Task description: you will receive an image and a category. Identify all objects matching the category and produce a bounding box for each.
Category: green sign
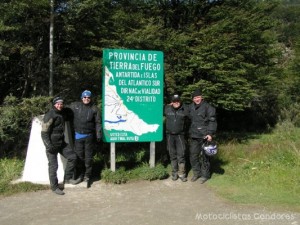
[102,49,164,142]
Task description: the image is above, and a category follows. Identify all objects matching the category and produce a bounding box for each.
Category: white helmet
[203,141,218,156]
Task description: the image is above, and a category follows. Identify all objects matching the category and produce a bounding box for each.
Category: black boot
[171,173,178,181]
[179,175,187,182]
[84,177,91,188]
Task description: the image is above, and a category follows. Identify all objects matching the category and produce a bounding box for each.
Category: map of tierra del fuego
[104,66,159,138]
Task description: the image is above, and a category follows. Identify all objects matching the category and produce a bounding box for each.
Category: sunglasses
[83,97,91,99]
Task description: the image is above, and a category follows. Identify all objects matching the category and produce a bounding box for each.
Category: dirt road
[0,179,298,225]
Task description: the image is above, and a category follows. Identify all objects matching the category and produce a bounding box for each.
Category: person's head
[52,96,64,111]
[192,89,203,105]
[81,90,92,105]
[171,94,181,109]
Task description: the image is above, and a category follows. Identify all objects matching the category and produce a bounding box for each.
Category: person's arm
[163,104,168,116]
[41,113,55,152]
[93,106,102,141]
[206,104,217,141]
[183,104,191,133]
[187,104,193,120]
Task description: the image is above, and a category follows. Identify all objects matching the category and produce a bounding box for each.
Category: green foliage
[115,148,147,163]
[101,163,169,184]
[0,0,50,99]
[0,122,299,212]
[272,2,300,125]
[0,96,21,142]
[101,167,129,184]
[130,163,169,181]
[279,103,300,126]
[0,95,51,157]
[1,0,300,153]
[57,60,102,103]
[0,0,283,111]
[181,0,280,111]
[209,123,300,210]
[0,158,23,181]
[100,147,168,184]
[0,158,48,196]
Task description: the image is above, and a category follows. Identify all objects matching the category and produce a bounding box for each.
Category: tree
[49,0,54,96]
[272,1,300,125]
[0,0,50,103]
[180,1,281,110]
[0,0,290,127]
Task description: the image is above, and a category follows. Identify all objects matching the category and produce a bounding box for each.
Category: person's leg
[167,134,178,180]
[61,143,77,181]
[84,136,95,180]
[176,134,187,182]
[189,138,202,181]
[46,151,62,194]
[199,151,211,184]
[74,139,85,180]
[46,151,58,190]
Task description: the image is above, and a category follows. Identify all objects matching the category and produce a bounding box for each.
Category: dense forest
[1,0,300,156]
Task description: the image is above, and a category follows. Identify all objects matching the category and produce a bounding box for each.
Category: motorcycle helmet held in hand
[203,141,218,156]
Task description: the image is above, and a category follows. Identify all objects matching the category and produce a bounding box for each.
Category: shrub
[279,103,300,127]
[0,95,51,157]
[101,167,129,184]
[131,163,169,181]
[101,163,169,184]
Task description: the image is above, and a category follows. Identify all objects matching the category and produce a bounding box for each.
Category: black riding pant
[46,143,77,191]
[167,134,186,176]
[189,138,211,178]
[74,135,95,179]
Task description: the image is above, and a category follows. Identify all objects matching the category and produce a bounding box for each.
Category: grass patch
[208,121,300,212]
[1,120,299,213]
[0,147,169,196]
[97,146,169,184]
[101,163,169,184]
[0,158,48,196]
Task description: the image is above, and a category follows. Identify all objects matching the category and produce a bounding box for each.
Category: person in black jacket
[41,97,78,195]
[69,90,101,187]
[188,89,217,184]
[164,94,188,182]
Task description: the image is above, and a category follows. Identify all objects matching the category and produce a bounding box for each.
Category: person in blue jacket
[69,90,102,187]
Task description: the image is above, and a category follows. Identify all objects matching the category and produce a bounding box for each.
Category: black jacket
[188,101,217,138]
[69,101,101,139]
[41,107,70,149]
[164,104,188,135]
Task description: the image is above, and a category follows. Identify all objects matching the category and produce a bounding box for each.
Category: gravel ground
[0,179,299,225]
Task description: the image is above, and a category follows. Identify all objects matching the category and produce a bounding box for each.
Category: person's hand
[205,135,212,142]
[96,130,102,142]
